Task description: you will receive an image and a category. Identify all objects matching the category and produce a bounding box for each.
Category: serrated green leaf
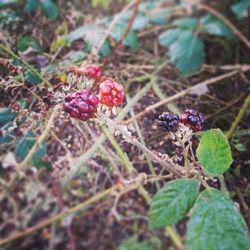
[149,179,200,229]
[231,0,250,19]
[118,236,152,250]
[15,129,35,161]
[201,14,235,39]
[168,31,204,75]
[158,28,182,47]
[41,0,59,20]
[24,0,40,13]
[0,108,15,127]
[197,129,233,176]
[24,69,42,85]
[186,189,250,250]
[17,36,42,52]
[173,17,197,29]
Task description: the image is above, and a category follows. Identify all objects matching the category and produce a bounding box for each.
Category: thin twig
[94,0,139,56]
[226,94,250,139]
[112,0,141,53]
[18,107,59,168]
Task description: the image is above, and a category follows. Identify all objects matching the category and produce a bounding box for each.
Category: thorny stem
[101,123,183,249]
[0,44,52,88]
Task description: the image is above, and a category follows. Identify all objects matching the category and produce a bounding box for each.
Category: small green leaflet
[15,129,36,161]
[172,17,198,29]
[197,129,233,176]
[24,69,42,85]
[186,189,250,250]
[15,130,49,168]
[200,14,235,40]
[41,0,59,20]
[231,0,250,19]
[149,179,200,229]
[0,108,15,127]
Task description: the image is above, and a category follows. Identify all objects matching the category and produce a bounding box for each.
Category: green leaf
[118,236,153,250]
[17,36,42,52]
[15,129,35,161]
[67,51,87,63]
[24,0,40,13]
[98,39,111,58]
[111,24,139,51]
[158,28,182,47]
[0,133,14,144]
[173,17,197,29]
[0,108,15,127]
[32,142,50,168]
[41,0,59,20]
[168,31,205,75]
[231,0,250,19]
[119,12,149,31]
[186,189,250,250]
[149,8,172,25]
[24,69,42,85]
[197,129,233,176]
[201,14,235,39]
[149,179,200,229]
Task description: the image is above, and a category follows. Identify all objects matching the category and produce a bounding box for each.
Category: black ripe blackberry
[158,112,180,131]
[180,109,205,132]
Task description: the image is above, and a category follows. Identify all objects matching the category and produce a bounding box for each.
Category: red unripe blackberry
[63,90,99,121]
[99,79,125,107]
[180,109,205,132]
[158,112,180,131]
[82,64,102,81]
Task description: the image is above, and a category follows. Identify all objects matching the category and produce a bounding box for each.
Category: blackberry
[63,90,99,121]
[180,109,205,132]
[158,112,180,131]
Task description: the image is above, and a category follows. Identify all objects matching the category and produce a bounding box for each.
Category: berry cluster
[180,109,205,132]
[158,109,205,132]
[99,79,125,107]
[69,64,102,81]
[64,64,125,121]
[63,90,98,121]
[158,112,179,132]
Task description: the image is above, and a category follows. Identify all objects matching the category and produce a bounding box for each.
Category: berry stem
[101,125,133,173]
[165,226,185,250]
